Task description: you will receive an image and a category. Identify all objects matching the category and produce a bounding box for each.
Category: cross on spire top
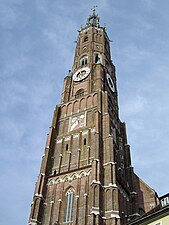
[91,5,98,15]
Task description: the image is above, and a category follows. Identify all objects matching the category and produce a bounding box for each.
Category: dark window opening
[95,54,99,63]
[84,138,86,145]
[66,144,68,151]
[110,126,113,135]
[94,53,101,64]
[84,36,88,42]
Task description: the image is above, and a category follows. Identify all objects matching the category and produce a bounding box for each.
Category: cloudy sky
[0,0,169,224]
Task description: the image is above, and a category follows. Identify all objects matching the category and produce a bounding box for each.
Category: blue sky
[0,0,169,224]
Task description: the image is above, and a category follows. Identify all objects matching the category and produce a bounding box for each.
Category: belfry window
[64,189,75,222]
[79,55,88,66]
[94,53,102,64]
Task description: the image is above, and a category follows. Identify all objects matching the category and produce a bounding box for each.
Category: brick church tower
[29,9,159,225]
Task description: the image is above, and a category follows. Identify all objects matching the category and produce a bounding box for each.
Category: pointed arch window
[79,55,88,66]
[64,189,75,222]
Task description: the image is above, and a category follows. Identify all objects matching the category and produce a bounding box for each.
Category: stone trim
[47,169,92,186]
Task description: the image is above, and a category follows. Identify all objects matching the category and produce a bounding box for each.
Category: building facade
[29,10,159,225]
[128,193,169,225]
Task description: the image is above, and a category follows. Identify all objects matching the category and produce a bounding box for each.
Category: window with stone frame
[79,55,88,66]
[64,188,75,222]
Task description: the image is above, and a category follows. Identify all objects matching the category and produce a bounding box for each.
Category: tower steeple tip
[86,6,100,27]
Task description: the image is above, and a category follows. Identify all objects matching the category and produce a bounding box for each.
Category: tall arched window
[64,189,74,222]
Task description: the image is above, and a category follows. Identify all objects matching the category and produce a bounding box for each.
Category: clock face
[70,114,85,131]
[106,73,115,92]
[73,67,90,82]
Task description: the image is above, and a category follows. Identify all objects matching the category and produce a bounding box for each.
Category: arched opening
[75,89,85,99]
[64,189,75,222]
[79,55,88,66]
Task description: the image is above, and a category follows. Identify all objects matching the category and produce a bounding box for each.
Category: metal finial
[86,6,100,27]
[91,5,98,14]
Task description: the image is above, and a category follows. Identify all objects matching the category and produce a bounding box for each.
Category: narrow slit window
[95,54,99,63]
[66,144,68,151]
[84,138,86,145]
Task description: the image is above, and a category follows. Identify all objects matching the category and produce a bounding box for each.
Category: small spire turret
[86,6,100,27]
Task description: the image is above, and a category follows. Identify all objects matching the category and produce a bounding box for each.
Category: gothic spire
[86,6,100,27]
